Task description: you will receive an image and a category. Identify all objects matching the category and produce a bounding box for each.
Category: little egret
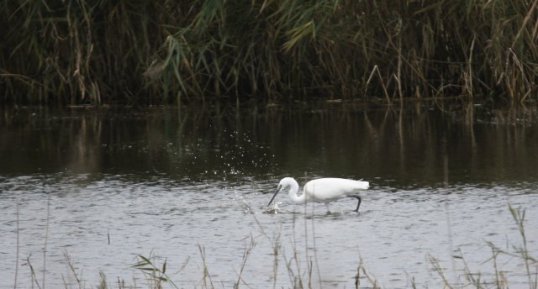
[267,177,370,213]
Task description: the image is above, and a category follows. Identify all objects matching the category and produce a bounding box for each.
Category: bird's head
[267,177,296,206]
[279,177,296,189]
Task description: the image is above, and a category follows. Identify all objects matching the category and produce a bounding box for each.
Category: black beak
[267,186,281,206]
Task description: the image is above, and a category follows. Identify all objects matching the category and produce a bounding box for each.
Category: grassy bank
[1,0,537,106]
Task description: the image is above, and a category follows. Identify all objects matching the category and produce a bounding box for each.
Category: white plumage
[267,177,370,212]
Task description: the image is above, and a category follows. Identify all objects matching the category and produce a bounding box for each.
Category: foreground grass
[1,0,537,105]
[14,206,537,289]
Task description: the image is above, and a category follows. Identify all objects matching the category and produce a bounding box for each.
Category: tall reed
[12,203,537,288]
[1,0,536,105]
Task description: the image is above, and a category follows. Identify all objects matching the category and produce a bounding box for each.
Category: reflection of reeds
[1,1,536,105]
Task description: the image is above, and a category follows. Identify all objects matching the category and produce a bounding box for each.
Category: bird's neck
[288,182,306,204]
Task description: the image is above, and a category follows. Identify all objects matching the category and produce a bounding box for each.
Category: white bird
[267,177,370,213]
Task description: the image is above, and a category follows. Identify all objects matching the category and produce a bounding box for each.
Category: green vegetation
[1,0,537,106]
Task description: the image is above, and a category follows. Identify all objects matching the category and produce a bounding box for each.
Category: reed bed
[1,0,537,105]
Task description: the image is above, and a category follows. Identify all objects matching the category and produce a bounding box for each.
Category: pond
[1,105,537,289]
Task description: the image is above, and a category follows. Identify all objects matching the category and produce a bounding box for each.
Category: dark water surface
[1,106,537,289]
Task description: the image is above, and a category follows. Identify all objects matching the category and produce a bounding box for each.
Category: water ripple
[0,174,537,289]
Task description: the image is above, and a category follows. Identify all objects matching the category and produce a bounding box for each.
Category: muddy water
[1,106,537,288]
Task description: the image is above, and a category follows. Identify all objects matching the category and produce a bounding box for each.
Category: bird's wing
[304,178,368,201]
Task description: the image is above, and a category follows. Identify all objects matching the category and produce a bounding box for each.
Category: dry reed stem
[1,0,536,105]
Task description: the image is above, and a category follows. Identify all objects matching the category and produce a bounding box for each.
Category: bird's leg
[325,203,331,214]
[352,196,362,212]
